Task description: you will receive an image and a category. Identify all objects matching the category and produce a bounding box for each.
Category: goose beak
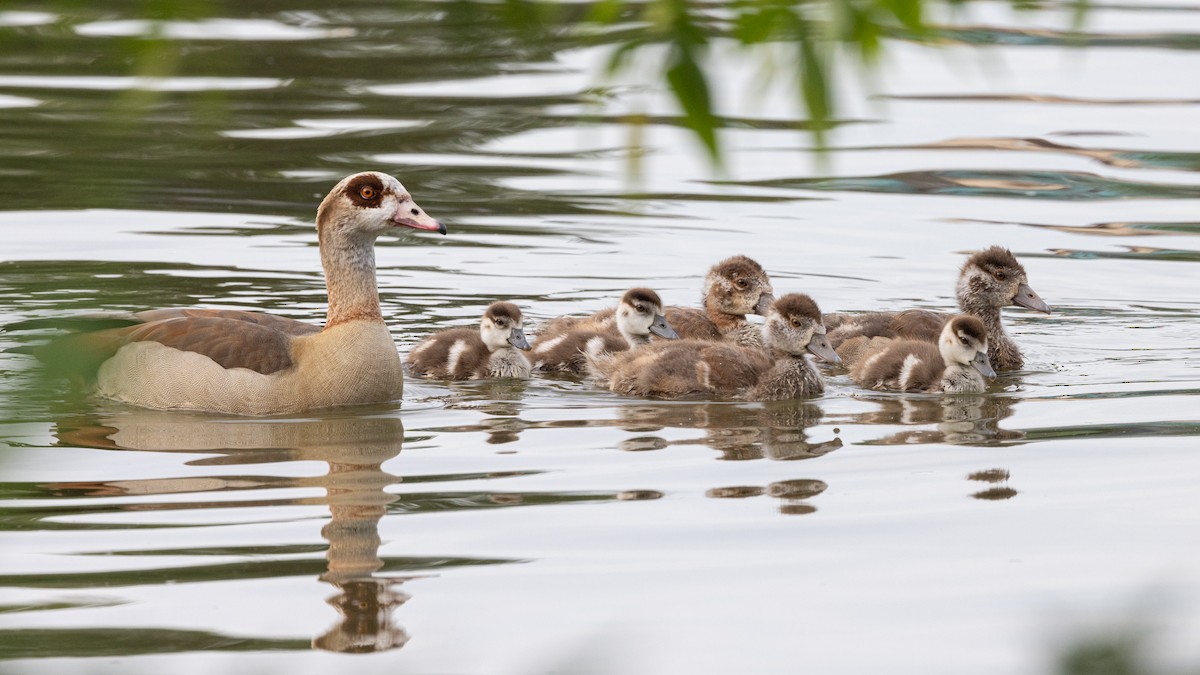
[806,328,841,365]
[393,205,447,235]
[972,350,997,379]
[507,327,531,350]
[753,293,775,316]
[649,314,679,339]
[1012,283,1050,314]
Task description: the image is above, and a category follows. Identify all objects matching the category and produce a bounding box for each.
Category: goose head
[316,171,446,241]
[939,315,996,378]
[615,288,679,340]
[702,255,775,316]
[480,302,530,352]
[763,293,840,364]
[956,246,1050,314]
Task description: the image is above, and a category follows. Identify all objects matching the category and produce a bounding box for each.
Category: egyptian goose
[587,293,839,401]
[540,255,774,347]
[405,302,532,380]
[850,315,996,393]
[20,172,444,415]
[825,246,1050,371]
[531,288,679,374]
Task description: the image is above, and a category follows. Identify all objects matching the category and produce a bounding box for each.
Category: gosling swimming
[850,315,996,393]
[587,293,839,401]
[531,288,679,374]
[406,302,532,380]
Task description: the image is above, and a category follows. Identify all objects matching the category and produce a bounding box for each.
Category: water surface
[1,1,1199,673]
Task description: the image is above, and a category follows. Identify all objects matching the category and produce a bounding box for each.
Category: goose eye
[635,305,645,313]
[735,279,748,289]
[994,270,1006,280]
[359,186,377,200]
[790,318,801,327]
[961,337,970,345]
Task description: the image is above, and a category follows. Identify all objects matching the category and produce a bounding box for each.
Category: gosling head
[763,293,840,364]
[939,315,996,378]
[480,302,530,352]
[316,171,446,240]
[615,288,678,340]
[702,255,775,316]
[957,246,1050,315]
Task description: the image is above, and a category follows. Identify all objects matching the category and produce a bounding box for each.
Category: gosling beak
[649,314,679,339]
[1012,283,1050,314]
[806,329,842,365]
[507,327,531,351]
[393,204,447,235]
[971,350,997,379]
[753,292,775,316]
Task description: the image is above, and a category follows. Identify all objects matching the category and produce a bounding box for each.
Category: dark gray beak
[649,314,679,339]
[971,350,997,378]
[507,327,531,350]
[1012,283,1050,314]
[806,329,841,365]
[753,293,775,316]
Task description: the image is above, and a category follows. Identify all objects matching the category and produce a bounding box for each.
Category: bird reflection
[841,394,1023,446]
[50,410,413,654]
[614,400,842,462]
[967,468,1018,501]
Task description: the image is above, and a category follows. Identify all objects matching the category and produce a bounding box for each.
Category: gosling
[531,288,679,374]
[406,302,532,380]
[850,315,996,393]
[825,246,1050,371]
[587,293,840,401]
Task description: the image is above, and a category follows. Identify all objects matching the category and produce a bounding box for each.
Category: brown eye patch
[345,174,386,207]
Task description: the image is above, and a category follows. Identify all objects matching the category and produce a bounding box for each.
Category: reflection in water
[968,468,1018,501]
[705,479,828,515]
[614,401,842,462]
[842,394,1022,447]
[55,413,414,653]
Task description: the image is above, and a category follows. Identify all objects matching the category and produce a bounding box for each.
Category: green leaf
[665,45,721,162]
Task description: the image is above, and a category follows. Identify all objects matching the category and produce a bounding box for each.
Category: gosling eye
[790,318,801,327]
[961,337,970,345]
[496,320,507,328]
[994,270,1006,280]
[634,304,645,313]
[735,278,749,289]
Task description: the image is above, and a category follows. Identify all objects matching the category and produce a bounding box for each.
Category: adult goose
[824,246,1050,371]
[24,171,445,415]
[587,293,839,401]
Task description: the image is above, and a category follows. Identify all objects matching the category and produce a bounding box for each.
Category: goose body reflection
[532,288,678,374]
[825,246,1050,370]
[406,301,532,380]
[850,315,996,393]
[588,294,839,401]
[16,172,445,415]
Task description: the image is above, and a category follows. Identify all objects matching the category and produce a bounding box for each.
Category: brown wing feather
[118,316,298,374]
[135,308,321,337]
[664,307,722,341]
[27,315,298,379]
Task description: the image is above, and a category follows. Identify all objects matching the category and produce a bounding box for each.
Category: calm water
[1,1,1199,673]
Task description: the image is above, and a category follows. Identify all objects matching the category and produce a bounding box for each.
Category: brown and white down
[406,302,532,380]
[22,172,445,415]
[587,293,840,401]
[539,255,774,347]
[531,288,679,374]
[850,315,996,394]
[825,246,1050,371]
